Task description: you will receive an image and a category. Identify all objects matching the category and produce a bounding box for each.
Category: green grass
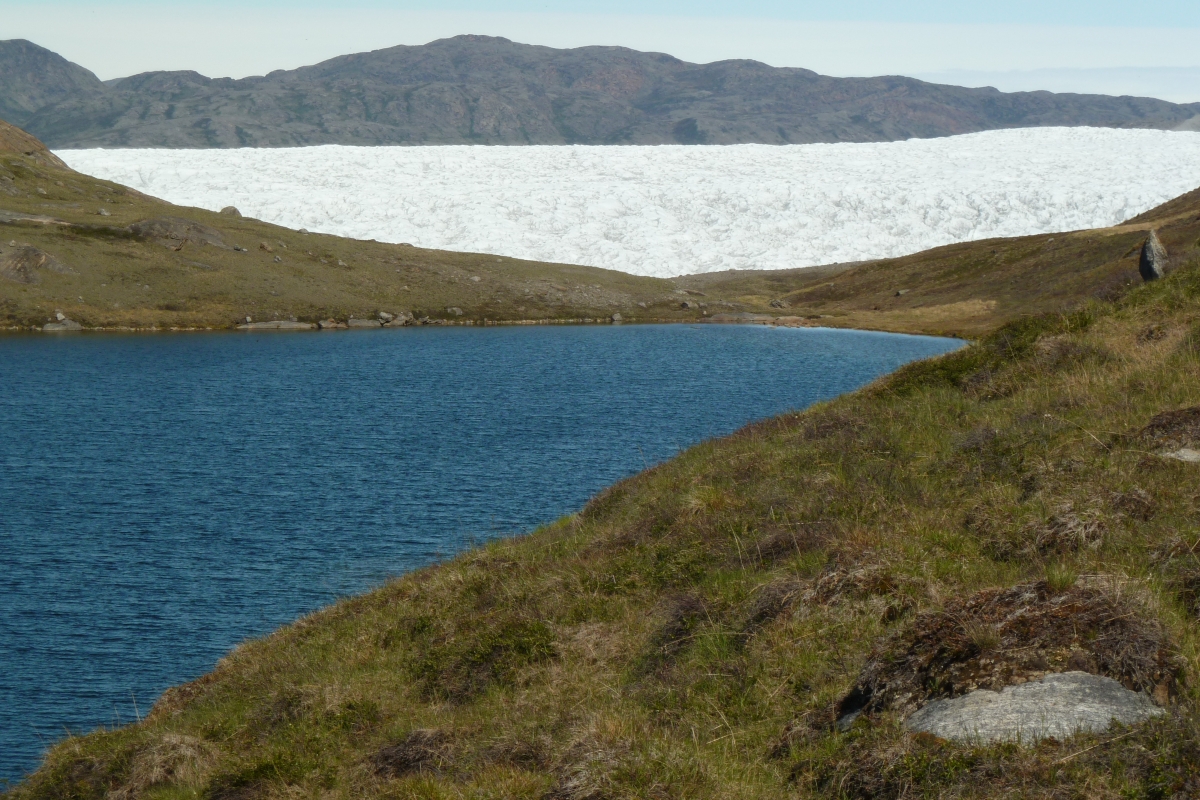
[7,217,1200,799]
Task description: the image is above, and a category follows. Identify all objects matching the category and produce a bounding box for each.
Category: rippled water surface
[0,324,961,782]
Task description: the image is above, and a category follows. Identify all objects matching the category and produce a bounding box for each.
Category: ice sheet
[58,128,1200,277]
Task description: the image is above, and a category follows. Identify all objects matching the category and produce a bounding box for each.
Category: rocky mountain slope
[3,36,1199,148]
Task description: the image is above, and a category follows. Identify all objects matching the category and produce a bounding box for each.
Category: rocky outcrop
[1139,230,1168,281]
[905,671,1163,743]
[6,36,1200,149]
[0,244,70,283]
[128,217,230,249]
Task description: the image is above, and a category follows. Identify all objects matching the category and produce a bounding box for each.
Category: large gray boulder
[1139,230,1168,282]
[42,318,82,331]
[905,672,1162,744]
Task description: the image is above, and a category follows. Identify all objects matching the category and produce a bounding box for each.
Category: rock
[383,311,414,327]
[470,276,481,282]
[895,289,909,296]
[317,319,347,330]
[681,300,696,309]
[42,318,82,331]
[337,259,347,267]
[446,307,464,316]
[905,672,1163,744]
[273,255,282,263]
[259,242,273,253]
[1163,448,1200,463]
[219,206,241,217]
[347,318,382,328]
[235,320,316,330]
[610,312,623,323]
[98,208,110,217]
[637,302,647,308]
[769,299,786,309]
[299,228,309,234]
[378,311,394,322]
[0,245,72,284]
[1139,230,1168,282]
[129,217,229,249]
[55,311,65,321]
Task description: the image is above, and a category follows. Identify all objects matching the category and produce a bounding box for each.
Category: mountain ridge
[3,35,1199,148]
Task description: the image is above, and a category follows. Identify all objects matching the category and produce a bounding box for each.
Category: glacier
[58,128,1200,278]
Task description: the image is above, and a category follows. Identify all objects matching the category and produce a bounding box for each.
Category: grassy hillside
[4,115,1197,337]
[0,120,703,330]
[691,186,1200,338]
[7,187,1200,797]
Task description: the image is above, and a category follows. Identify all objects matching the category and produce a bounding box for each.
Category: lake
[0,323,961,782]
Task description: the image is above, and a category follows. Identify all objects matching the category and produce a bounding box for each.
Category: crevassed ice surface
[58,128,1200,278]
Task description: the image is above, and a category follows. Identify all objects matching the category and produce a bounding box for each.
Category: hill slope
[0,120,698,330]
[5,121,1198,336]
[3,36,1199,148]
[7,186,1200,799]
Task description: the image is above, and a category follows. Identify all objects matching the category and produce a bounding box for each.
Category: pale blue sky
[5,1,1200,100]
[31,0,1196,25]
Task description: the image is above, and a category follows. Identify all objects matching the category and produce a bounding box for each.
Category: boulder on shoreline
[236,320,315,330]
[42,318,82,331]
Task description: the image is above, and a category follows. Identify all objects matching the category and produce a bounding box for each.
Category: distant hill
[3,35,1200,148]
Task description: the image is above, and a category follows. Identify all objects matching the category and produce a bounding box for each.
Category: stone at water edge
[905,672,1163,744]
[236,321,316,330]
[1139,230,1168,282]
[42,319,83,331]
[383,311,414,327]
[611,313,623,323]
[347,318,382,328]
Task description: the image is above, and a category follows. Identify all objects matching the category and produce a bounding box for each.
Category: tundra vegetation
[4,121,1200,798]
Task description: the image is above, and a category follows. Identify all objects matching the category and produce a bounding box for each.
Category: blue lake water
[0,323,961,782]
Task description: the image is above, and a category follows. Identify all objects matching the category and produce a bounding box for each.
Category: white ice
[58,128,1200,278]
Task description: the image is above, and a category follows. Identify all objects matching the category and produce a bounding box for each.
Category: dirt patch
[1110,487,1156,521]
[1134,405,1200,451]
[803,564,907,607]
[373,729,454,779]
[837,580,1180,720]
[754,521,833,565]
[741,578,802,637]
[1032,335,1110,369]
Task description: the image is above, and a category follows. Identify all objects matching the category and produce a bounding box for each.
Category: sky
[5,1,1200,101]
